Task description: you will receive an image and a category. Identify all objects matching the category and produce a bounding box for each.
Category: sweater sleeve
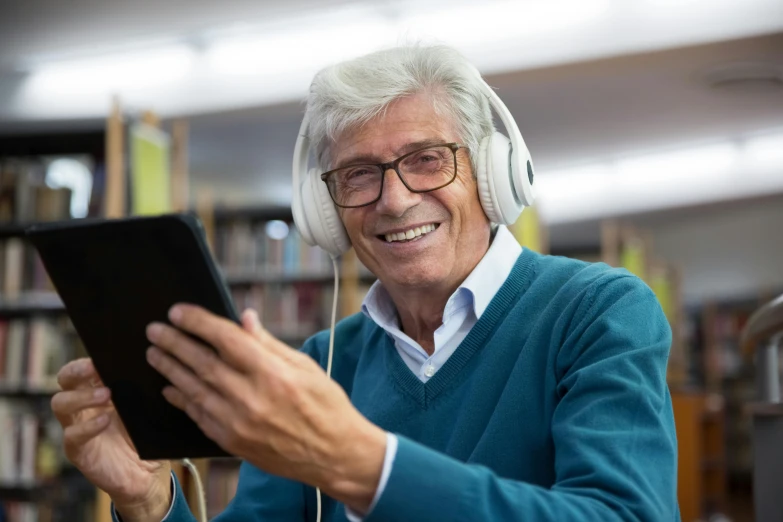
[365,273,679,522]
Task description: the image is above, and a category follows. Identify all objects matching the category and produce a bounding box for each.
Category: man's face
[333,92,491,291]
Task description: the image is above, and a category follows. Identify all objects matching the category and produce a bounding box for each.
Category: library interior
[0,1,782,521]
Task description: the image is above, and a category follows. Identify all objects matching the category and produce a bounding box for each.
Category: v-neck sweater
[139,248,679,522]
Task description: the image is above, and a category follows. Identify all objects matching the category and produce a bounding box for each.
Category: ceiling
[1,0,781,122]
[0,0,359,72]
[181,33,783,207]
[0,2,780,218]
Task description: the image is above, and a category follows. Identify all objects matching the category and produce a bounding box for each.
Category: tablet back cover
[28,214,237,460]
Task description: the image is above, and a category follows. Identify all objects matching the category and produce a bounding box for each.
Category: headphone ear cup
[476,134,501,223]
[293,168,316,248]
[301,168,351,257]
[477,131,531,225]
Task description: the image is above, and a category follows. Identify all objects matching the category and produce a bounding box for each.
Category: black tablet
[27,213,238,460]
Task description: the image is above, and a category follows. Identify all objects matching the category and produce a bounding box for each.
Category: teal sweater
[118,249,679,521]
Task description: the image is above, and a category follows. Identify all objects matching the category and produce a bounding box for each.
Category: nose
[375,168,422,217]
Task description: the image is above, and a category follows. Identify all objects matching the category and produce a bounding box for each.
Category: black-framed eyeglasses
[320,143,468,208]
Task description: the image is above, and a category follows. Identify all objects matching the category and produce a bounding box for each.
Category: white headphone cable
[180,457,207,522]
[316,253,340,522]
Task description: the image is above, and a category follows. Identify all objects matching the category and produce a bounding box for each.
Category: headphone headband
[470,66,535,206]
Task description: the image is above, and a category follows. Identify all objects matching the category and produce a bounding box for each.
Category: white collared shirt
[361,225,522,382]
[346,225,522,521]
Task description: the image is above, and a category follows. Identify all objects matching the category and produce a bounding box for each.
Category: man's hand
[50,358,172,522]
[144,304,387,513]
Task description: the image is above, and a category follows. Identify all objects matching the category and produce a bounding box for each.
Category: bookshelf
[0,152,93,521]
[550,220,723,521]
[212,204,375,344]
[689,292,781,513]
[0,101,192,522]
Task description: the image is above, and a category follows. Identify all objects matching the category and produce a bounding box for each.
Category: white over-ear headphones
[292,72,535,258]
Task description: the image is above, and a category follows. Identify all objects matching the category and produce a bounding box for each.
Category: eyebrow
[334,138,448,169]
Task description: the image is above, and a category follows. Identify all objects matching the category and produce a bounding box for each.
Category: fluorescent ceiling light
[614,143,740,188]
[8,0,782,121]
[743,132,783,168]
[402,0,610,46]
[535,132,783,224]
[26,44,196,96]
[206,6,395,76]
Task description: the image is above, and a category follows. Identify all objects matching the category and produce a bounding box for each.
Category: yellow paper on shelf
[130,123,171,215]
[511,206,542,252]
[620,239,646,280]
[649,270,673,320]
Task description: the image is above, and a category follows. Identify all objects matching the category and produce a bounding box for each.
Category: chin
[381,261,446,289]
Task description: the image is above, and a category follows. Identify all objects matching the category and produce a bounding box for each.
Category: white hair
[305,45,495,173]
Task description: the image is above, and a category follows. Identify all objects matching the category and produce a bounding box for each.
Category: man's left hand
[145,304,386,512]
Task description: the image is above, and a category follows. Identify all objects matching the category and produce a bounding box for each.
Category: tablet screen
[28,214,237,460]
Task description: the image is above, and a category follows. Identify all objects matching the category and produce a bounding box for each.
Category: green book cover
[130,123,171,216]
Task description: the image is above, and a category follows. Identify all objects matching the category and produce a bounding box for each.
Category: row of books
[0,502,39,522]
[215,220,333,275]
[231,283,335,343]
[0,317,76,390]
[230,282,375,343]
[0,402,61,486]
[0,160,74,224]
[0,239,52,300]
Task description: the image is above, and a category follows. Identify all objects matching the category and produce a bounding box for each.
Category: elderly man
[52,45,679,522]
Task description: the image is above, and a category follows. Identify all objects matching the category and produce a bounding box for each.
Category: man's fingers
[240,308,312,368]
[170,304,293,364]
[145,346,232,423]
[63,414,111,453]
[164,305,262,370]
[51,387,112,426]
[57,358,103,391]
[162,386,233,453]
[241,309,267,339]
[161,385,187,410]
[145,323,249,396]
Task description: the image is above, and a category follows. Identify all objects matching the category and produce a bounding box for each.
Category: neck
[384,230,495,355]
[387,287,452,355]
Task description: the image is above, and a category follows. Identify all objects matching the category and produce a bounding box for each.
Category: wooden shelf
[213,206,293,223]
[208,457,242,468]
[0,292,65,315]
[702,458,725,471]
[0,483,54,502]
[224,271,376,286]
[0,222,29,239]
[0,385,58,398]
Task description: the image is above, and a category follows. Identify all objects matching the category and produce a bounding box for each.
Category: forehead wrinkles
[332,130,460,172]
[330,91,461,166]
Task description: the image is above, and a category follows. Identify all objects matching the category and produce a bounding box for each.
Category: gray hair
[305,45,495,174]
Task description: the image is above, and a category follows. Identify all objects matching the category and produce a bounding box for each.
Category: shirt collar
[361,225,522,326]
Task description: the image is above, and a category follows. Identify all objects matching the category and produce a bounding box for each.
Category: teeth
[384,224,437,243]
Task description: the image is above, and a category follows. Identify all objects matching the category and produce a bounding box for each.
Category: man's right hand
[52,358,173,522]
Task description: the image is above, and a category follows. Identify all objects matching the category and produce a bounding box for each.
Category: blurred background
[0,0,781,521]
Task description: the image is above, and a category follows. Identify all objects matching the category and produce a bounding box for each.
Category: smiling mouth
[378,223,439,243]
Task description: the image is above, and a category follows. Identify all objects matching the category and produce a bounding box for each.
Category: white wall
[645,197,783,304]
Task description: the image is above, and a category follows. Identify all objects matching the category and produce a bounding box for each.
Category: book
[0,318,74,390]
[215,218,331,276]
